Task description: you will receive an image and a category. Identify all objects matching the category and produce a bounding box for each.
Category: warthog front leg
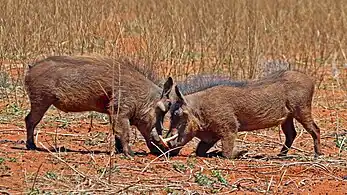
[221,131,240,159]
[279,117,297,156]
[112,117,134,157]
[108,115,123,153]
[196,140,218,157]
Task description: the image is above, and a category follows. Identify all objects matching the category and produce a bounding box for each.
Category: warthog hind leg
[295,109,323,156]
[26,97,55,150]
[279,116,296,156]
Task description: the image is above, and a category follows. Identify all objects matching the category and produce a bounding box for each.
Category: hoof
[277,152,287,157]
[236,150,248,158]
[148,139,171,156]
[122,151,135,160]
[114,138,123,153]
[121,147,135,157]
[230,150,248,159]
[128,150,135,157]
[149,147,163,156]
[168,149,180,157]
[314,152,324,159]
[26,142,37,150]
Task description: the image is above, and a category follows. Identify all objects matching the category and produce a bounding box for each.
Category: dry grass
[1,0,347,79]
[0,0,346,194]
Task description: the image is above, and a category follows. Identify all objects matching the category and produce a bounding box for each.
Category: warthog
[24,55,174,157]
[158,70,323,158]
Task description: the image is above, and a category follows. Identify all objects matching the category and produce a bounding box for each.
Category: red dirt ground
[0,65,346,194]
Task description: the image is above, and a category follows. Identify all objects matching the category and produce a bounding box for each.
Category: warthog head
[154,77,173,136]
[158,85,201,154]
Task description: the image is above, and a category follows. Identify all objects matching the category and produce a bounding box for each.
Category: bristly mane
[175,69,291,95]
[118,57,161,85]
[176,74,247,95]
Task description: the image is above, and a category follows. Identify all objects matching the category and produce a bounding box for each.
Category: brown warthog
[159,70,323,158]
[24,55,174,156]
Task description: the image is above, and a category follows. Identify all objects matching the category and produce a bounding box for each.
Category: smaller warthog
[159,70,323,158]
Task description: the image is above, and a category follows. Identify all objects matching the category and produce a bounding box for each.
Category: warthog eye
[167,101,172,108]
[173,108,183,116]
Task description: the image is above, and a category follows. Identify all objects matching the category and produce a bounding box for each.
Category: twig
[0,128,25,133]
[0,190,10,195]
[282,162,330,172]
[265,176,273,194]
[232,178,257,185]
[275,169,287,193]
[35,129,41,147]
[44,132,86,137]
[54,126,58,150]
[150,141,169,162]
[31,162,43,192]
[89,111,94,131]
[141,146,183,173]
[338,136,346,154]
[251,133,311,154]
[115,179,141,193]
[41,176,71,188]
[38,142,86,178]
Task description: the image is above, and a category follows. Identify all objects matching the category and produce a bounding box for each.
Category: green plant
[187,158,196,169]
[7,103,23,115]
[172,162,187,173]
[0,157,5,164]
[44,171,58,180]
[8,157,17,162]
[194,170,229,189]
[97,165,120,176]
[164,187,179,194]
[194,172,214,187]
[211,170,228,185]
[56,119,70,129]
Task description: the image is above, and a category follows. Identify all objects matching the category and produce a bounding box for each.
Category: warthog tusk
[157,101,166,112]
[159,134,178,148]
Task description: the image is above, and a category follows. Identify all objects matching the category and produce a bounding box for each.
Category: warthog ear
[175,85,187,104]
[161,77,174,99]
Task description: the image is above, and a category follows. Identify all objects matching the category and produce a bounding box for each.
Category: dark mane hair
[175,69,292,95]
[176,74,247,95]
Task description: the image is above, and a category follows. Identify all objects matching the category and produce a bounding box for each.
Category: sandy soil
[0,65,346,194]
